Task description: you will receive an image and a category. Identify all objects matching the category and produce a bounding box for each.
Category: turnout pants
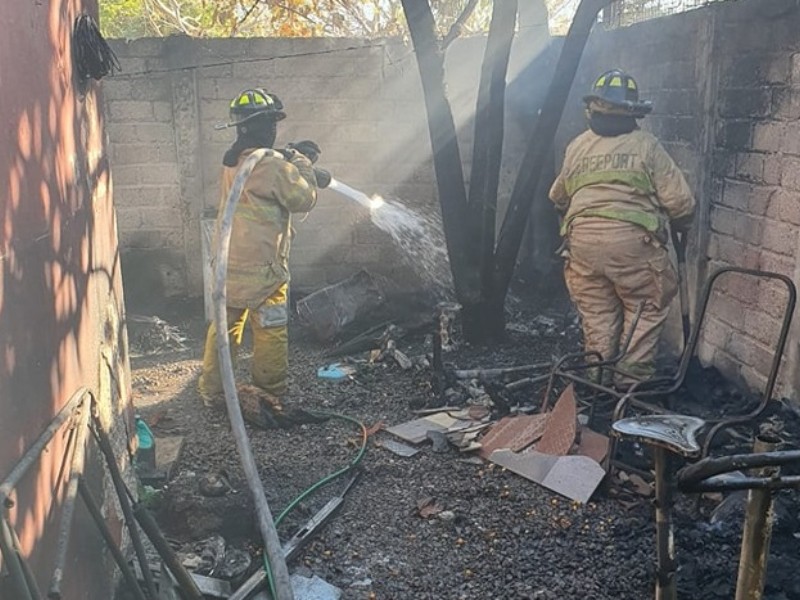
[564,218,678,383]
[199,283,289,398]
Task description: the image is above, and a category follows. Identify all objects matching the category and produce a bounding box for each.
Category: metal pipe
[91,414,158,599]
[453,362,552,380]
[541,301,645,411]
[212,149,294,600]
[677,450,800,488]
[0,388,86,509]
[682,475,800,493]
[77,479,147,600]
[505,373,551,391]
[698,269,795,456]
[735,436,779,600]
[132,504,203,599]
[653,447,677,600]
[48,394,91,599]
[0,516,36,600]
[6,517,43,599]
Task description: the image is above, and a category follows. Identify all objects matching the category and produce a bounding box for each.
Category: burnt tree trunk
[491,0,613,314]
[400,0,480,307]
[463,0,518,342]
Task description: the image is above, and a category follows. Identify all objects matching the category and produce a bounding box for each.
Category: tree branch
[236,0,263,31]
[335,0,373,37]
[441,0,481,51]
[400,0,480,304]
[492,0,613,301]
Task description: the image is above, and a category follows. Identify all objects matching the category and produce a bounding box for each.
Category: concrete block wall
[105,36,493,301]
[104,44,185,308]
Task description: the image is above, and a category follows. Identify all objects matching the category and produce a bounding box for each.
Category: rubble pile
[128,297,800,599]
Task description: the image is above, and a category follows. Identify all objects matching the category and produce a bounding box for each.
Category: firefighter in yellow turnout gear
[550,70,695,383]
[199,88,319,409]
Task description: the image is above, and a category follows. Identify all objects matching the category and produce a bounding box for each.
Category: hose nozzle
[313,167,332,189]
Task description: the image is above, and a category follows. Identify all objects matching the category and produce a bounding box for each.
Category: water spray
[323,177,451,294]
[327,177,385,210]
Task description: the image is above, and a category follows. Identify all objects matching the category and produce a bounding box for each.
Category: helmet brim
[583,95,653,117]
[223,109,287,129]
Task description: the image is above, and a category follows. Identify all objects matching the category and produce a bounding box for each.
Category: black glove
[286,140,321,164]
[672,214,693,234]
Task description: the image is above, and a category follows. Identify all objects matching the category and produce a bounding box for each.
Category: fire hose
[213,148,294,600]
[214,150,362,600]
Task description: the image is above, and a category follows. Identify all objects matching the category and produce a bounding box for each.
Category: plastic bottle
[135,415,156,472]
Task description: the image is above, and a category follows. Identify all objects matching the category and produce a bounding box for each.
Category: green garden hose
[262,410,368,598]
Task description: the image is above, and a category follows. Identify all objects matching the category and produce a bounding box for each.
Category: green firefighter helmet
[228,88,286,127]
[583,69,652,118]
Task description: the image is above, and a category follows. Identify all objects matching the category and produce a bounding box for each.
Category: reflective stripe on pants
[198,283,290,398]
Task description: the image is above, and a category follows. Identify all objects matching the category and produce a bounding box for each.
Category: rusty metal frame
[678,441,800,600]
[0,389,157,600]
[0,388,89,600]
[608,266,796,472]
[538,301,646,421]
[614,416,800,600]
[0,383,207,600]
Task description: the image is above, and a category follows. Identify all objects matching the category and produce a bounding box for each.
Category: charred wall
[0,0,133,597]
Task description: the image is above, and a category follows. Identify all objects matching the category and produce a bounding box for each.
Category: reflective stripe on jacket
[217,148,317,308]
[549,129,695,236]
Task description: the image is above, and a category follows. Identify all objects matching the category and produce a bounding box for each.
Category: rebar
[0,516,36,600]
[132,503,203,599]
[0,389,86,509]
[77,479,147,600]
[91,412,158,599]
[6,517,43,599]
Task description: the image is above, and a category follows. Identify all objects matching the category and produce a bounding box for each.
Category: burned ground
[126,298,800,600]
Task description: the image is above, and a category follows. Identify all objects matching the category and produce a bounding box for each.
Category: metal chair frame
[606,266,796,472]
[538,301,647,418]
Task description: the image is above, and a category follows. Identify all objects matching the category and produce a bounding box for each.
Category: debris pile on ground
[128,314,189,355]
[128,297,800,600]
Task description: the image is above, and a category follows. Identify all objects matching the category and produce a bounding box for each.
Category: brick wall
[702,0,800,394]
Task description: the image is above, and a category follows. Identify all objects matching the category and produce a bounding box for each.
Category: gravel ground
[127,298,800,600]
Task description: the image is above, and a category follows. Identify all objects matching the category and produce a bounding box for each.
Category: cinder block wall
[555,0,800,396]
[104,36,492,305]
